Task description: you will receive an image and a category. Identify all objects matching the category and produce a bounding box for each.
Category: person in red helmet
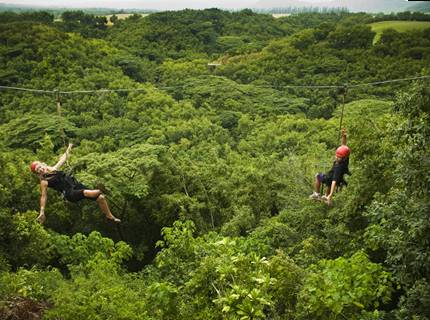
[310,128,351,206]
[30,143,121,224]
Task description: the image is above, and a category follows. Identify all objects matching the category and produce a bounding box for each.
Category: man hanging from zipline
[30,143,121,224]
[309,128,351,206]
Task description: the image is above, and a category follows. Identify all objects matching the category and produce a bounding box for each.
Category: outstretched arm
[37,180,48,224]
[53,143,73,171]
[341,128,347,146]
[326,180,337,206]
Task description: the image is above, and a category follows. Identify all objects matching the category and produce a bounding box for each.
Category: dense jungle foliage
[0,8,429,320]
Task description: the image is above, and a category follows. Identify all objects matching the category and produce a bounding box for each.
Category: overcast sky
[2,0,332,10]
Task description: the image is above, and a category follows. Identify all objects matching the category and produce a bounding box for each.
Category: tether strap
[338,85,347,142]
[55,90,68,147]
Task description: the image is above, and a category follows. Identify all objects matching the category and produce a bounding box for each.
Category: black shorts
[64,189,86,202]
[316,173,332,187]
[64,186,96,203]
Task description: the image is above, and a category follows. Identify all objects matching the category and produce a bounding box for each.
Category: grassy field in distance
[106,13,149,25]
[272,13,291,18]
[370,20,430,43]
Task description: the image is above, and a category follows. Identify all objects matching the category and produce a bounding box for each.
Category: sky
[1,0,334,10]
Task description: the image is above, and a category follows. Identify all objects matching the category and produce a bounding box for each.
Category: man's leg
[314,174,322,193]
[37,213,46,224]
[83,190,121,223]
[310,174,322,200]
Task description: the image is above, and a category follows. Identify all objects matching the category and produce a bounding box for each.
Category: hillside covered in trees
[0,8,429,320]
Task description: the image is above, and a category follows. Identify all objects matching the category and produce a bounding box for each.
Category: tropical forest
[0,7,429,320]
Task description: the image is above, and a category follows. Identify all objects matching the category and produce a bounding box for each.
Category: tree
[298,251,393,319]
[327,24,375,49]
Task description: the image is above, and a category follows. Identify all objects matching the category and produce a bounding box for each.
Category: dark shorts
[64,185,97,203]
[316,173,331,187]
[64,189,86,202]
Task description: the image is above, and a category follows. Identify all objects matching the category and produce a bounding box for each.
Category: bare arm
[40,180,48,212]
[326,180,337,206]
[53,143,73,170]
[341,128,347,146]
[38,180,48,224]
[328,180,336,197]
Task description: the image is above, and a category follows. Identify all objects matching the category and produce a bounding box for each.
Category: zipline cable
[1,75,429,95]
[348,75,430,87]
[0,85,55,94]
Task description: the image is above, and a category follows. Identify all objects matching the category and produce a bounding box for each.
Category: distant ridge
[0,2,156,13]
[253,0,425,13]
[407,1,430,12]
[1,0,428,13]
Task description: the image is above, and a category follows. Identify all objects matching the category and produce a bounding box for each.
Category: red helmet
[336,145,350,158]
[30,161,38,172]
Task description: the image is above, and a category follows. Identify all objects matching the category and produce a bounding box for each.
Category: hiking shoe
[309,192,321,200]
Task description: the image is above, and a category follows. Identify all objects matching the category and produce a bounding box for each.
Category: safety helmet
[30,161,38,172]
[335,145,350,158]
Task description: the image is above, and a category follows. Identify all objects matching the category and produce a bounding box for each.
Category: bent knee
[96,193,105,201]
